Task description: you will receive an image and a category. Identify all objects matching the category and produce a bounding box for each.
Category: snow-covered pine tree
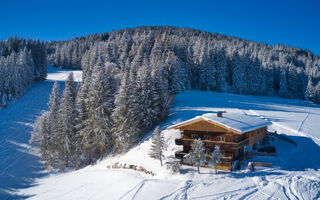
[74,82,89,167]
[305,77,314,101]
[287,63,305,98]
[165,51,188,94]
[30,82,61,169]
[214,49,228,92]
[79,117,97,165]
[30,114,47,145]
[149,126,166,166]
[56,73,76,170]
[0,37,46,107]
[279,67,289,97]
[246,57,263,94]
[48,81,60,117]
[112,70,138,152]
[151,64,173,121]
[315,82,320,103]
[199,43,216,91]
[32,112,52,169]
[136,61,161,131]
[47,81,60,168]
[231,52,247,94]
[186,138,206,173]
[209,145,221,173]
[87,58,115,159]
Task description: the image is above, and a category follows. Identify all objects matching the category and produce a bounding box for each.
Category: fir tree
[74,82,89,167]
[209,145,221,173]
[149,126,166,166]
[86,59,115,159]
[186,139,206,173]
[32,112,52,169]
[56,73,76,170]
[112,71,138,152]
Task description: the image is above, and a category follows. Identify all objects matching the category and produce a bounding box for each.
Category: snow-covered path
[0,66,81,199]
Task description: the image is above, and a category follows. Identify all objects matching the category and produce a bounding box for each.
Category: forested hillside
[0,37,47,107]
[32,26,320,171]
[49,26,320,103]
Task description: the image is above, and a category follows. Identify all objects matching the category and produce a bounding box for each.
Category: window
[219,136,225,142]
[191,134,198,139]
[204,135,211,140]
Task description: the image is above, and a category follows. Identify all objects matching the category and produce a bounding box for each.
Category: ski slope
[0,66,82,200]
[1,66,320,199]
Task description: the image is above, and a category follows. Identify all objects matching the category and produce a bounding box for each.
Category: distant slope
[0,66,81,200]
[16,90,320,200]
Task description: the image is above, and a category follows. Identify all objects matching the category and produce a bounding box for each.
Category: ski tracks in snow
[120,175,314,200]
[254,171,320,200]
[119,179,151,200]
[297,109,310,134]
[160,178,267,200]
[248,108,320,145]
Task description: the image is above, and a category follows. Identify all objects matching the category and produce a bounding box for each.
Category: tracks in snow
[119,179,151,200]
[297,109,310,134]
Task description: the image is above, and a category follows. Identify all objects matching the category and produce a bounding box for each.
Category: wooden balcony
[205,154,233,163]
[179,137,249,150]
[176,151,233,167]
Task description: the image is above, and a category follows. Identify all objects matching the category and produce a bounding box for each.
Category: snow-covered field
[1,67,320,199]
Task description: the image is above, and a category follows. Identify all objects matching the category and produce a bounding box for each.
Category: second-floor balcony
[175,135,249,150]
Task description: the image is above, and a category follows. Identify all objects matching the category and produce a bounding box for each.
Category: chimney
[217,111,225,118]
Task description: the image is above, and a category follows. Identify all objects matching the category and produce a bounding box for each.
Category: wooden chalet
[168,111,271,171]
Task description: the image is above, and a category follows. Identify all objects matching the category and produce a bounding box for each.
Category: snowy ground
[0,66,81,200]
[1,67,320,199]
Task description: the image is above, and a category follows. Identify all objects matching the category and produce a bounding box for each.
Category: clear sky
[2,0,320,55]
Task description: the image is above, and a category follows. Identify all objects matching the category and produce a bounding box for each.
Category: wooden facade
[169,117,268,171]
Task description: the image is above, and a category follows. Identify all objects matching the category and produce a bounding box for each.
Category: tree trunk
[100,145,104,159]
[65,153,69,168]
[89,149,92,165]
[160,156,163,166]
[197,165,200,174]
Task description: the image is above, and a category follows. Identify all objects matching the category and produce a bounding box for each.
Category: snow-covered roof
[168,112,271,133]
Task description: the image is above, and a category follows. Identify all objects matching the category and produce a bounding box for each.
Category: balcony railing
[178,137,249,149]
[175,151,234,164]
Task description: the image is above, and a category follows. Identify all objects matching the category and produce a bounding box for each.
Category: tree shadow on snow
[0,141,48,200]
[243,134,320,172]
[276,135,320,171]
[0,79,69,200]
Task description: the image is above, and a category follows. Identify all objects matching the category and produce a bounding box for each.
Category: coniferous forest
[0,37,47,107]
[48,26,320,102]
[5,26,320,171]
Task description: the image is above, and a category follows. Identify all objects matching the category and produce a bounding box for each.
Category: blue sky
[2,0,320,55]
